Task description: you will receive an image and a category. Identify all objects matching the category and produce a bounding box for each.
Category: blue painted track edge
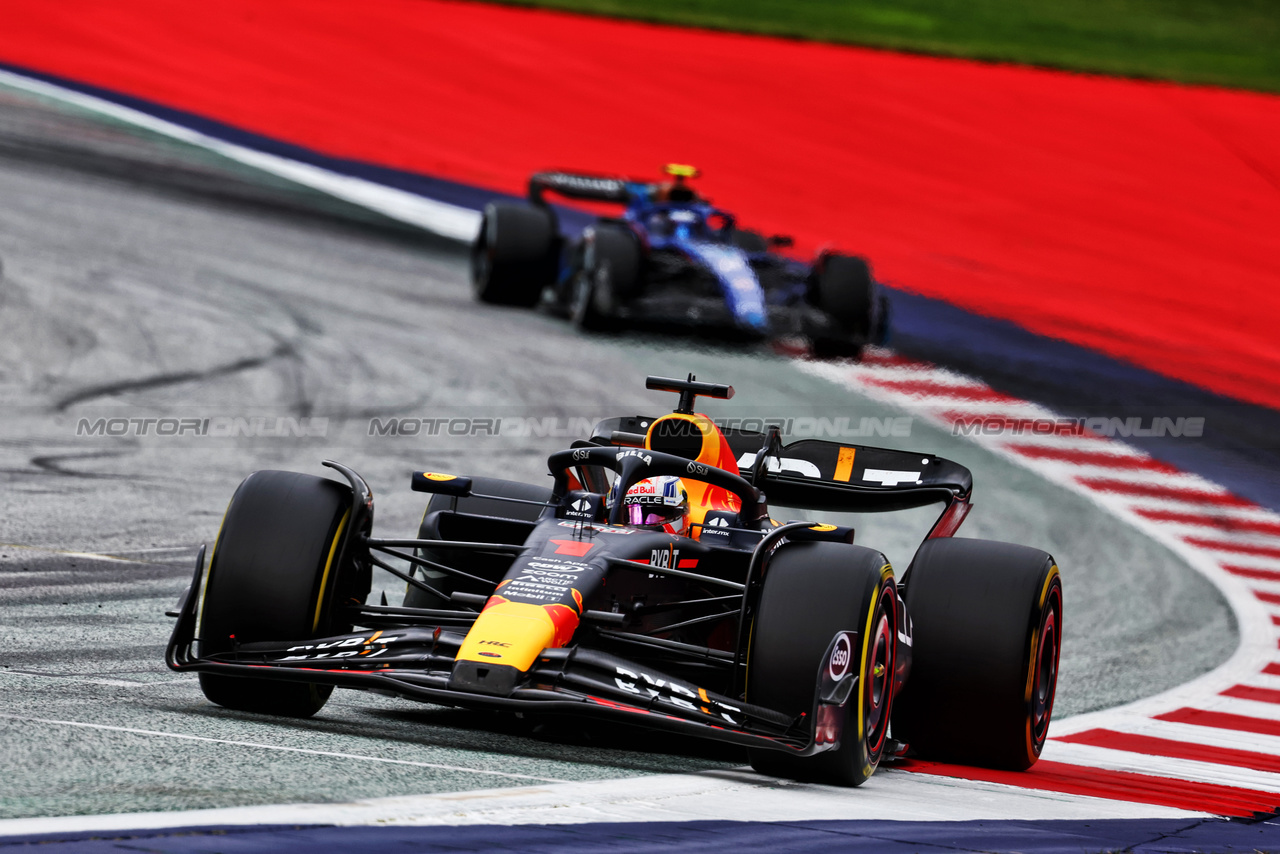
[7,816,1280,853]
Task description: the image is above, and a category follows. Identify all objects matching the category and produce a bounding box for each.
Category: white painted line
[1218,557,1280,575]
[1041,740,1280,793]
[1201,695,1280,720]
[1003,434,1117,452]
[1127,508,1280,531]
[0,713,568,784]
[1236,577,1280,597]
[1094,715,1280,755]
[1079,471,1244,492]
[1239,672,1280,691]
[1191,545,1280,566]
[0,766,1202,838]
[0,543,137,563]
[0,670,153,689]
[0,68,482,243]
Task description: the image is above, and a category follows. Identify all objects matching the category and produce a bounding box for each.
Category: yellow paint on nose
[456,601,561,672]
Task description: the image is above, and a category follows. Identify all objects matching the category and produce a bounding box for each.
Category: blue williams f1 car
[471,165,889,357]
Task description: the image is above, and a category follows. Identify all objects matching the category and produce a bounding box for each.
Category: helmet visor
[626,503,684,527]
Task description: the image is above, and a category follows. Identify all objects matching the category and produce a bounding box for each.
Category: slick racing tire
[747,541,897,786]
[569,269,613,332]
[571,223,641,331]
[472,202,559,306]
[405,476,554,610]
[891,538,1062,771]
[873,291,891,346]
[812,253,876,357]
[588,224,642,300]
[198,471,357,718]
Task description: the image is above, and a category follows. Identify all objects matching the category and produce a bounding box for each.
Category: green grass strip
[494,0,1280,93]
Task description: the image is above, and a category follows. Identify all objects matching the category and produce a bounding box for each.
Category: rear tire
[891,538,1062,770]
[812,254,876,357]
[747,541,896,786]
[471,202,559,306]
[198,471,356,718]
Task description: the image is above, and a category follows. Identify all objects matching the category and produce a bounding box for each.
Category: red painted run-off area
[4,1,1279,408]
[903,759,1280,818]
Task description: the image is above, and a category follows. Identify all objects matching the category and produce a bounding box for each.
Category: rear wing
[589,416,972,514]
[528,171,636,205]
[742,439,971,514]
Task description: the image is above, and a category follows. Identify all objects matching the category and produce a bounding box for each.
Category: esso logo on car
[829,634,853,681]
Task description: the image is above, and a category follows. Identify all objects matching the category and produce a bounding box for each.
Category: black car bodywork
[167,376,1060,784]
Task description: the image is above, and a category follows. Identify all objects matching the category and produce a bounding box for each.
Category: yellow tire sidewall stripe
[312,508,351,633]
[1023,563,1060,759]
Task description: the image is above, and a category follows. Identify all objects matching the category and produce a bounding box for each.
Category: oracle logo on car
[829,633,853,681]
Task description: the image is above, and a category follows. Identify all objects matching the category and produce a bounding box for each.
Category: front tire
[746,541,897,786]
[471,202,559,306]
[571,224,641,331]
[891,538,1062,770]
[198,471,356,718]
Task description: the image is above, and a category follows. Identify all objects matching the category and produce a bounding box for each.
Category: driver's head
[665,180,696,203]
[623,475,689,534]
[663,163,699,202]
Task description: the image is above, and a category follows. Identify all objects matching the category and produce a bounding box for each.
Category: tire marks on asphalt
[0,713,571,784]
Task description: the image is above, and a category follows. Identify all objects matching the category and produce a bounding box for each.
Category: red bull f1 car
[167,375,1061,785]
[470,165,889,357]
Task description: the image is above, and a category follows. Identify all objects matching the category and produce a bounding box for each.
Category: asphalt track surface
[0,87,1235,819]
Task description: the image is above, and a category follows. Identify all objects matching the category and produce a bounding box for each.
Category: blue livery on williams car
[470,165,889,356]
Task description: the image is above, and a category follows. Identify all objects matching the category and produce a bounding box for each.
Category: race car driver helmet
[623,475,690,534]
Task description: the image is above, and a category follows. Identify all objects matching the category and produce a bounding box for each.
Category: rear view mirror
[411,471,473,497]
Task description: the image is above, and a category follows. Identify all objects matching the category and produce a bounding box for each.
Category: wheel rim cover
[864,588,894,755]
[1030,587,1061,745]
